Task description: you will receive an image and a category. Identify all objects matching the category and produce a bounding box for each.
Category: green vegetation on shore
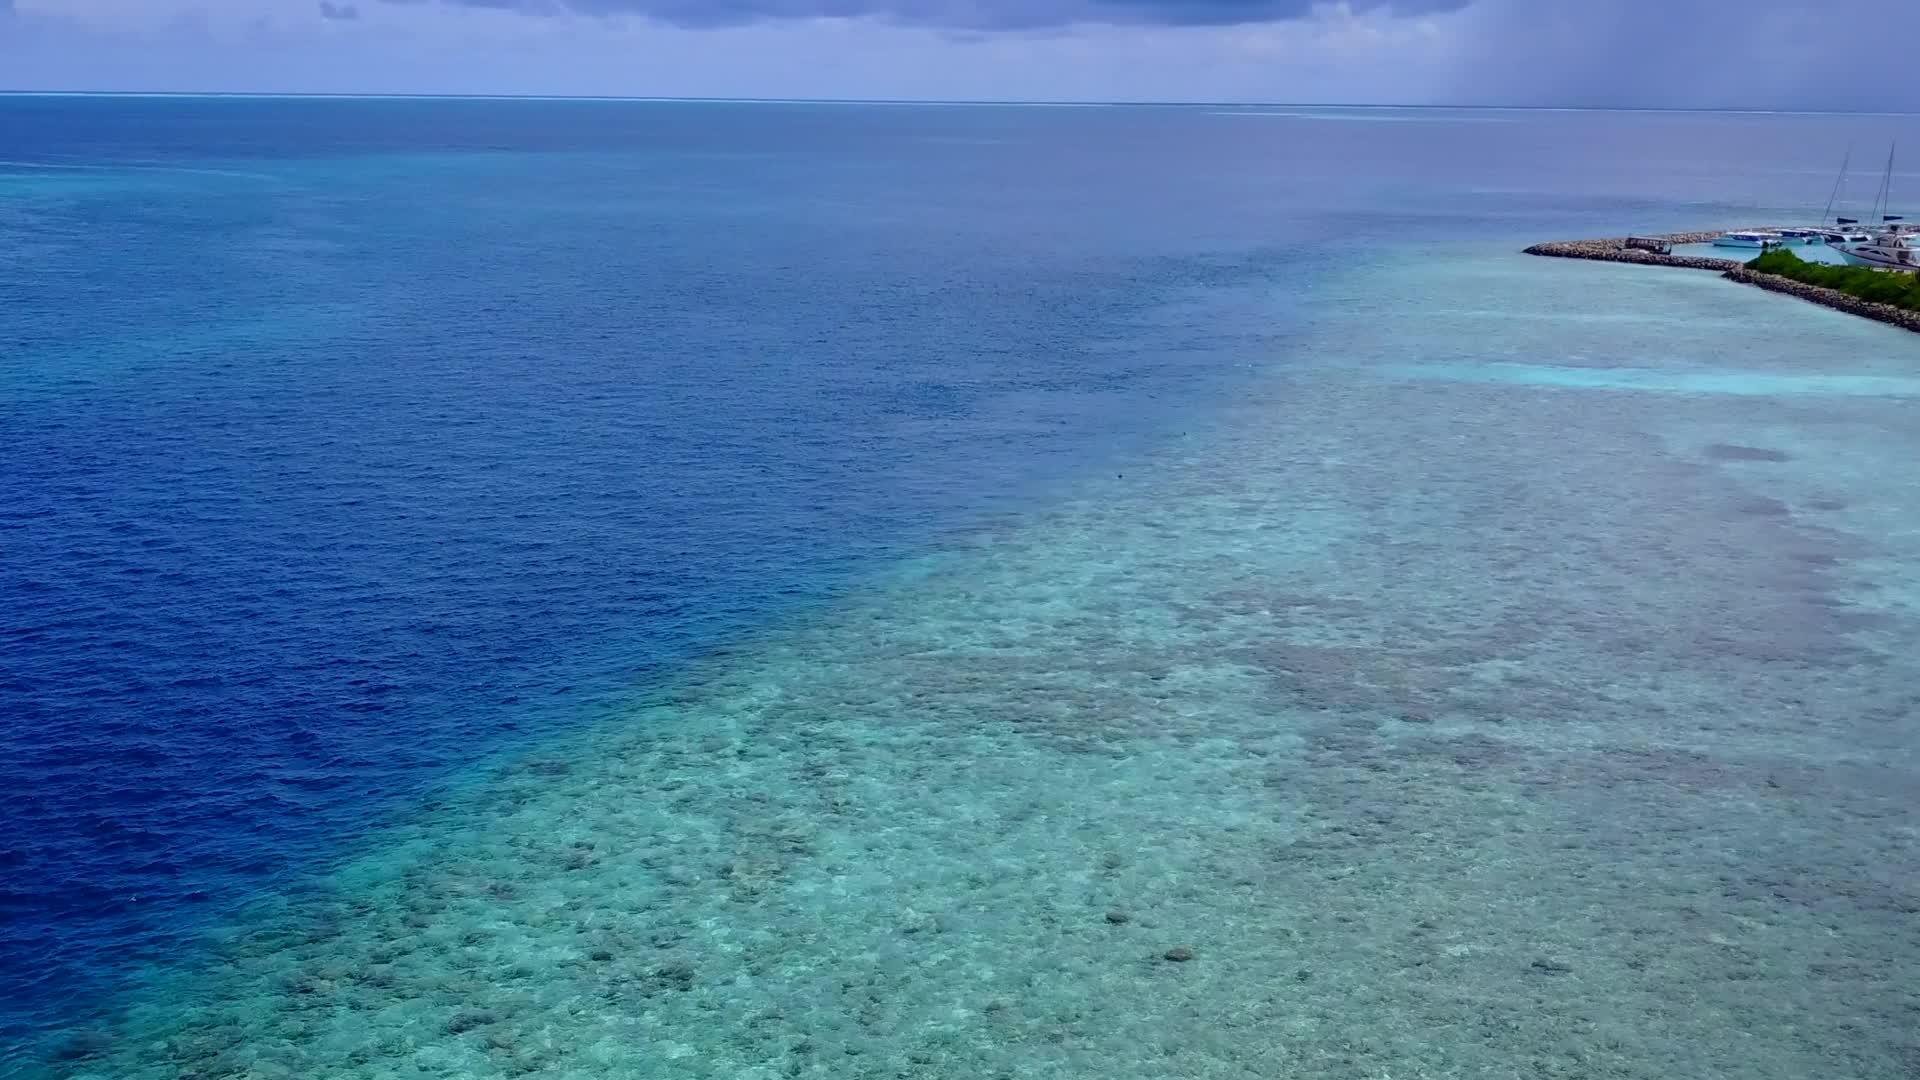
[1747,248,1920,312]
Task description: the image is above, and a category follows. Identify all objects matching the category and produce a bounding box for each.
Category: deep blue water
[6,97,1920,1069]
[1,96,1324,1053]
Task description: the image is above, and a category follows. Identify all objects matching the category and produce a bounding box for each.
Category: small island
[1524,231,1920,334]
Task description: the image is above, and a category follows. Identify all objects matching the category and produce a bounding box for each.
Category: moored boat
[1825,145,1918,271]
[1834,224,1920,270]
[1713,230,1784,249]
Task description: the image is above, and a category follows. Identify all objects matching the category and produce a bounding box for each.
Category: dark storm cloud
[319,1,363,18]
[1443,0,1920,111]
[389,0,1469,30]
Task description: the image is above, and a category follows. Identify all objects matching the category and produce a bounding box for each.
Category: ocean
[2,96,1917,1078]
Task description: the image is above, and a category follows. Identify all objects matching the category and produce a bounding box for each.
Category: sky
[2,0,1918,109]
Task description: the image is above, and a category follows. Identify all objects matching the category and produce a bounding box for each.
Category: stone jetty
[1523,229,1920,335]
[1726,267,1920,334]
[1522,232,1743,272]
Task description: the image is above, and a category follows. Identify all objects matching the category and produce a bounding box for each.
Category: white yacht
[1834,224,1920,270]
[1713,230,1783,249]
[1826,144,1919,271]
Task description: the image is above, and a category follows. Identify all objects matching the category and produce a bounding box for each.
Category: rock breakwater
[1523,238,1740,272]
[1523,229,1920,335]
[1725,267,1920,334]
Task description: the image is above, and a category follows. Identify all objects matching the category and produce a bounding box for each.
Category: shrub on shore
[1747,247,1920,312]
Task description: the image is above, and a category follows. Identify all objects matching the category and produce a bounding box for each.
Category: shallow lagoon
[4,101,1918,1078]
[44,250,1920,1080]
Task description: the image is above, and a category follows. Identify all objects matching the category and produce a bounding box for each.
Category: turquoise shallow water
[49,250,1920,1079]
[6,100,1920,1077]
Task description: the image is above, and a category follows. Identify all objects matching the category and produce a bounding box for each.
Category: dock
[1522,231,1742,272]
[1522,229,1920,335]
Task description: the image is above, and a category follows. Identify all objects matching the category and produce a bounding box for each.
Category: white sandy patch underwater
[1389,362,1920,397]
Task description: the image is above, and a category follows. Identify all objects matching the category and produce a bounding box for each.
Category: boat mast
[1820,144,1851,225]
[1873,142,1896,224]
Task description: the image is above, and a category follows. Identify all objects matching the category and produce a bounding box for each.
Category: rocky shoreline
[1725,267,1920,334]
[1522,232,1744,272]
[1523,230,1920,335]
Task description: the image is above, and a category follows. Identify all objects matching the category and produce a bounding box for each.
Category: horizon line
[1,90,1916,117]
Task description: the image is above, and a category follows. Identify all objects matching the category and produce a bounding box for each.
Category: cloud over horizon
[387,0,1466,30]
[4,0,1920,111]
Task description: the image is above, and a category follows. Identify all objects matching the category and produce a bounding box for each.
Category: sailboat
[1828,144,1920,270]
[1815,146,1872,245]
